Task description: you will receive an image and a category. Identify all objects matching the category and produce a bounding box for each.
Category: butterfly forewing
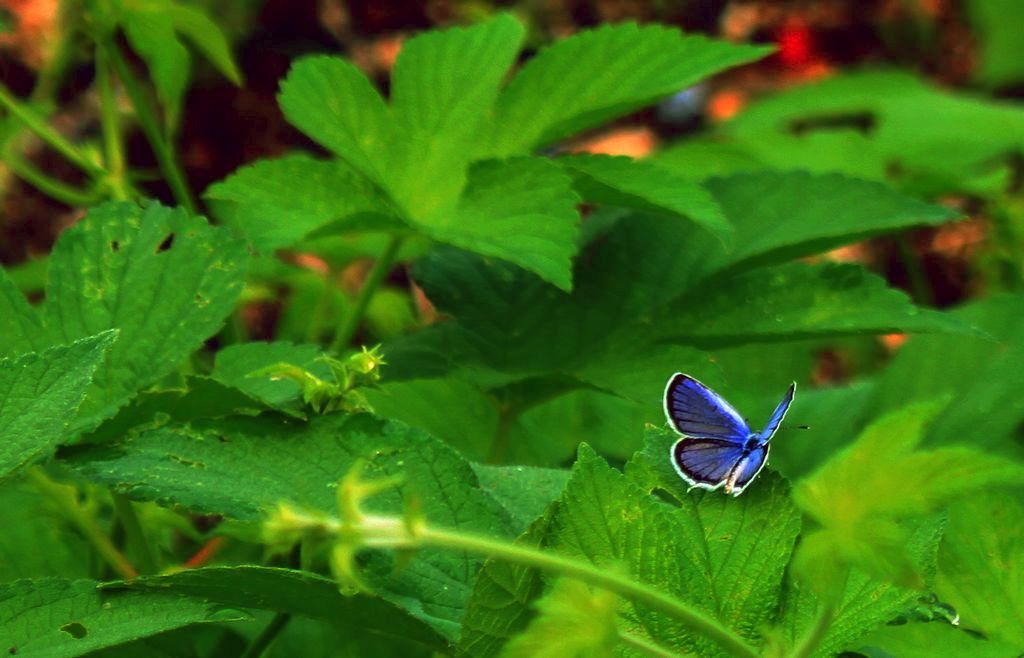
[663,374,750,441]
[758,383,796,441]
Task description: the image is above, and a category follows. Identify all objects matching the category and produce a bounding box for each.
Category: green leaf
[277,55,390,185]
[793,401,1024,592]
[0,577,250,657]
[164,3,242,85]
[212,340,331,417]
[204,154,399,252]
[120,5,189,124]
[0,332,115,481]
[656,262,975,347]
[420,157,580,291]
[869,294,1024,454]
[500,579,619,658]
[857,621,1019,658]
[687,70,1024,192]
[0,479,89,581]
[107,566,445,652]
[485,23,770,155]
[969,0,1024,88]
[365,378,498,461]
[528,444,795,654]
[43,200,248,428]
[935,493,1024,649]
[776,517,945,658]
[386,14,525,217]
[0,266,45,358]
[704,171,961,276]
[472,463,569,528]
[556,153,731,243]
[63,414,517,640]
[460,513,556,658]
[626,427,802,643]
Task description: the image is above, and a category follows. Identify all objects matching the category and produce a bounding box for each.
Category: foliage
[0,8,1022,658]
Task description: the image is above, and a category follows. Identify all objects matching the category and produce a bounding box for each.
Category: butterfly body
[663,373,795,496]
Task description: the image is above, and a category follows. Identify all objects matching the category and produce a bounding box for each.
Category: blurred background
[2,0,1022,386]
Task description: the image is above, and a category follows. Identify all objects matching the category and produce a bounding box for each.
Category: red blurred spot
[778,17,814,69]
[880,333,908,351]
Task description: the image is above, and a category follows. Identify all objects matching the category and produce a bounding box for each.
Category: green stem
[328,235,402,353]
[418,526,758,658]
[107,43,196,214]
[26,468,137,580]
[0,83,102,176]
[96,44,129,200]
[620,630,691,658]
[3,149,101,206]
[242,613,291,658]
[785,601,835,658]
[487,405,515,464]
[111,493,158,574]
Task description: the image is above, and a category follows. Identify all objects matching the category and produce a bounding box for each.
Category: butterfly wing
[671,438,746,491]
[758,382,796,441]
[724,445,769,497]
[663,373,750,441]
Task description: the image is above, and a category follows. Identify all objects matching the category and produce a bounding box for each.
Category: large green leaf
[656,262,974,347]
[0,267,45,358]
[0,578,249,657]
[204,154,398,252]
[277,55,390,186]
[704,171,960,276]
[935,493,1024,650]
[0,332,115,481]
[0,480,90,581]
[556,154,731,243]
[485,23,770,156]
[857,621,1019,658]
[212,340,331,417]
[626,427,802,644]
[107,566,445,652]
[386,14,524,218]
[793,401,1024,592]
[42,201,248,428]
[62,414,517,640]
[868,294,1024,455]
[419,157,580,291]
[660,71,1024,193]
[459,512,556,658]
[776,518,945,657]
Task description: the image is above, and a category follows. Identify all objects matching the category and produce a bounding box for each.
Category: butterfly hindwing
[671,438,746,490]
[727,444,769,496]
[663,373,750,441]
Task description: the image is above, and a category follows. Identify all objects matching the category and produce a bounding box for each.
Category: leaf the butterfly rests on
[664,373,795,496]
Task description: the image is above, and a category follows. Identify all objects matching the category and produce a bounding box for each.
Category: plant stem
[96,44,129,200]
[619,630,691,658]
[242,613,291,658]
[111,493,158,574]
[328,235,402,353]
[785,601,835,658]
[487,405,515,464]
[0,83,102,176]
[30,0,78,105]
[107,43,197,214]
[418,526,758,658]
[3,149,100,206]
[26,468,138,580]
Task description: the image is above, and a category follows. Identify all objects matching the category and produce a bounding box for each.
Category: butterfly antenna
[776,424,810,432]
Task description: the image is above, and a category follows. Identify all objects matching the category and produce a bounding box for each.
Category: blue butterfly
[663,374,795,497]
